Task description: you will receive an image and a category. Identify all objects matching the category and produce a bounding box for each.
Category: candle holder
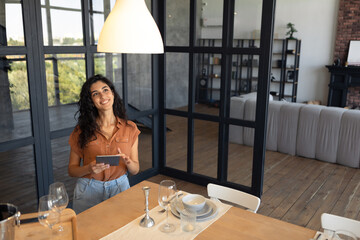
[139,186,155,228]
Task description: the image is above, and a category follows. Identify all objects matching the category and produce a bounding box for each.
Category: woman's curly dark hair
[75,75,127,148]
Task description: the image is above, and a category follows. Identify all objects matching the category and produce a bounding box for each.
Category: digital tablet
[96,155,120,166]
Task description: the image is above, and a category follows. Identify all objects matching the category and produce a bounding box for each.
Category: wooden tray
[15,208,77,240]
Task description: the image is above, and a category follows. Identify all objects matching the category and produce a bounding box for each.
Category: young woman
[68,75,140,214]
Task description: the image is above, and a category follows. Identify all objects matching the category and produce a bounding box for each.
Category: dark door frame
[158,0,275,198]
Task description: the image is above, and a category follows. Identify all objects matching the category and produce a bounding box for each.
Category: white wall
[274,0,339,104]
[200,0,339,104]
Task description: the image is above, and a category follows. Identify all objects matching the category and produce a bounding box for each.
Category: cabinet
[196,38,301,104]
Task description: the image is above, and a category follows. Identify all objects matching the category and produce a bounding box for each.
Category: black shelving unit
[196,38,260,104]
[196,38,301,104]
[271,38,301,102]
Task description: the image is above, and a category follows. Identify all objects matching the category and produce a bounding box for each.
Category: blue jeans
[72,174,130,214]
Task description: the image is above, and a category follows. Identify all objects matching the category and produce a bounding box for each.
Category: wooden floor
[147,104,360,231]
[1,103,359,232]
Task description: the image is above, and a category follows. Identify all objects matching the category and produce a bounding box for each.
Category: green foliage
[8,59,30,111]
[45,60,56,106]
[7,38,24,46]
[7,53,109,111]
[57,58,86,104]
[286,22,298,39]
[94,56,106,76]
[61,37,83,45]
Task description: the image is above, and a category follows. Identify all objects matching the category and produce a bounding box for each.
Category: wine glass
[158,180,177,233]
[49,182,69,231]
[38,195,60,231]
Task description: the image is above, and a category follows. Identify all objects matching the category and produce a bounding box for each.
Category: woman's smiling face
[90,81,114,112]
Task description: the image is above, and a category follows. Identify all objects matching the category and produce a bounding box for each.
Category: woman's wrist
[87,164,93,174]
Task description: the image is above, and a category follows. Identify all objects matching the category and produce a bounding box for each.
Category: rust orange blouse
[68,118,140,181]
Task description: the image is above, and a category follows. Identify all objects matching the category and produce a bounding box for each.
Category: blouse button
[106,144,110,148]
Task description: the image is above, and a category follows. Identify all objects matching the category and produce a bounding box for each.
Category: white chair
[321,213,360,238]
[207,183,261,213]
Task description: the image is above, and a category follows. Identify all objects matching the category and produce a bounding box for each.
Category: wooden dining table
[76,180,316,240]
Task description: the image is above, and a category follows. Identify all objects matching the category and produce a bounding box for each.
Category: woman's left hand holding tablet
[89,162,110,174]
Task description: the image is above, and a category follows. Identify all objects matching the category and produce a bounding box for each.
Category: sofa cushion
[266,101,285,151]
[296,104,325,158]
[277,103,304,155]
[229,97,248,144]
[243,98,257,146]
[336,110,360,168]
[315,107,347,163]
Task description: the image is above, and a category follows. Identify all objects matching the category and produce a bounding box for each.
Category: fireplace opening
[346,86,360,109]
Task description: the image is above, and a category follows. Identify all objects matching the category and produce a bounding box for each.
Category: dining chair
[321,213,360,238]
[207,183,261,213]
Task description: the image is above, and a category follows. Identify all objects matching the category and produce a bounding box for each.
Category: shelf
[197,38,300,104]
[284,94,296,97]
[271,80,297,84]
[272,67,299,70]
[273,52,297,55]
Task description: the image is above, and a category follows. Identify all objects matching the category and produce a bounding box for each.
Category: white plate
[171,199,218,222]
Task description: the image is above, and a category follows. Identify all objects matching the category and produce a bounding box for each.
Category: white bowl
[181,194,206,212]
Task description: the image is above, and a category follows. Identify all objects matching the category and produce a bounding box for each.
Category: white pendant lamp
[97,0,164,54]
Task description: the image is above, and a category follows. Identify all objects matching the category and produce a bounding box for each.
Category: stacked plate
[170,195,218,222]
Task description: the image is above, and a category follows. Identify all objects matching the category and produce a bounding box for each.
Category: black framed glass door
[161,0,275,197]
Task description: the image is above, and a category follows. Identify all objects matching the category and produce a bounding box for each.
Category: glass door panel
[166,52,189,111]
[231,54,260,95]
[233,0,262,48]
[193,119,218,178]
[195,0,224,46]
[45,54,86,131]
[227,127,253,187]
[0,55,31,143]
[127,55,152,111]
[51,136,75,203]
[194,52,221,116]
[1,1,25,46]
[0,146,37,214]
[166,0,190,46]
[89,0,116,45]
[41,0,83,46]
[94,53,123,98]
[138,120,153,172]
[165,115,187,171]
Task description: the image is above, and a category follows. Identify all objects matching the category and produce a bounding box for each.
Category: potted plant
[286,22,298,39]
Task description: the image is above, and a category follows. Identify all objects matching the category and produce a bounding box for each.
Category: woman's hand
[69,149,110,177]
[89,162,110,174]
[117,148,131,165]
[117,145,139,175]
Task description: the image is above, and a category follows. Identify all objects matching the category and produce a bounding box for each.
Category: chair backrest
[207,183,260,213]
[321,213,360,238]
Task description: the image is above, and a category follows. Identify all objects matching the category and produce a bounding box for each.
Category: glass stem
[166,206,169,226]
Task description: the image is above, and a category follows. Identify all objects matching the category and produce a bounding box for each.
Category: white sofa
[229,96,360,168]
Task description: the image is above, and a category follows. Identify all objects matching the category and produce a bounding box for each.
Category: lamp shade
[97,0,164,54]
